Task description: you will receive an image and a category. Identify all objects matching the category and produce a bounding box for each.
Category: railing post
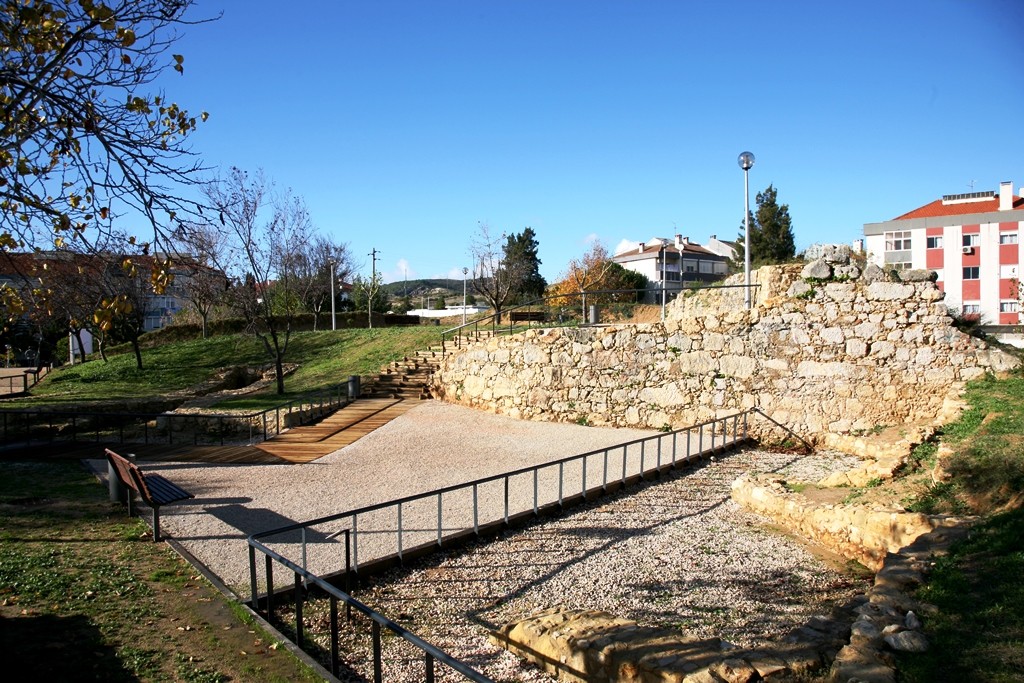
[699,423,704,456]
[533,469,538,516]
[372,621,383,683]
[397,502,403,562]
[249,545,259,611]
[436,492,443,547]
[503,476,509,526]
[472,484,479,536]
[352,514,359,573]
[294,572,304,648]
[640,441,646,479]
[265,555,274,614]
[558,461,564,508]
[425,652,436,683]
[330,595,339,677]
[602,449,609,493]
[621,444,628,484]
[301,528,308,588]
[581,457,587,498]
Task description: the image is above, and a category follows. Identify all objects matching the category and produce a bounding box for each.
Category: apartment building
[612,235,729,303]
[863,181,1024,324]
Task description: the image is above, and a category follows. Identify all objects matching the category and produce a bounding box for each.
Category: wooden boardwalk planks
[255,398,418,464]
[1,398,422,465]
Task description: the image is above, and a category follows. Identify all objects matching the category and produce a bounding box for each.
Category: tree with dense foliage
[604,262,649,302]
[548,241,617,317]
[504,227,546,302]
[734,184,796,268]
[205,168,311,394]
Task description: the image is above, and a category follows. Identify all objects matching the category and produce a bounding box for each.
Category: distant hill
[381,278,463,298]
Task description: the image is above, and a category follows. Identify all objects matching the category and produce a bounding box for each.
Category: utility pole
[330,260,336,331]
[368,248,379,329]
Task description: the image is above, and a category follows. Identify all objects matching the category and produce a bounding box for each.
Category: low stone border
[729,474,967,572]
[490,604,858,683]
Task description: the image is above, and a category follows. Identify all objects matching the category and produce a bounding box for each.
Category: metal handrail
[248,534,493,682]
[0,381,351,447]
[246,408,758,680]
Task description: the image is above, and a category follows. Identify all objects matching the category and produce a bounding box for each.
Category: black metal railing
[247,408,761,681]
[440,283,759,356]
[0,381,351,448]
[0,367,47,397]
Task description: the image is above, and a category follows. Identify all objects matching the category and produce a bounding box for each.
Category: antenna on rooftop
[967,180,977,191]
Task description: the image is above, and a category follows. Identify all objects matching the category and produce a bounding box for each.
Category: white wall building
[863,181,1024,325]
[612,235,729,303]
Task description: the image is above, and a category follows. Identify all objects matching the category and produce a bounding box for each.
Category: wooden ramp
[0,398,420,465]
[254,398,419,464]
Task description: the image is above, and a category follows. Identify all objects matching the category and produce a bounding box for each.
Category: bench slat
[145,474,195,506]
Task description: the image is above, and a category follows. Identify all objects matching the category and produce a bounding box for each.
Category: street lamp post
[660,240,667,321]
[462,267,469,325]
[329,260,336,331]
[738,151,755,309]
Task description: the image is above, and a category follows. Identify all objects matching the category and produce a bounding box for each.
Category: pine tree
[504,227,547,301]
[734,184,795,267]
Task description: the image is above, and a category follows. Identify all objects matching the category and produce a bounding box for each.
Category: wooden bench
[509,310,546,323]
[104,448,194,542]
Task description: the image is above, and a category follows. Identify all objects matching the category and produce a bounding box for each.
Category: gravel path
[296,447,865,682]
[89,400,865,682]
[90,400,659,590]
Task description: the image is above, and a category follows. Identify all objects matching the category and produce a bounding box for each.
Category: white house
[863,181,1024,324]
[612,235,729,303]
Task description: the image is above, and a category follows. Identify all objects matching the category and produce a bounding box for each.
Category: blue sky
[164,0,1024,283]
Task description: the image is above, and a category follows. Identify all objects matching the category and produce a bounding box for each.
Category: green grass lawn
[12,326,445,409]
[0,461,323,682]
[893,373,1024,682]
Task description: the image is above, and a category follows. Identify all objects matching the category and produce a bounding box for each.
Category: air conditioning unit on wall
[962,246,974,254]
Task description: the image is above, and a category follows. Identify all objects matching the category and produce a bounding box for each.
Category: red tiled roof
[895,195,1024,220]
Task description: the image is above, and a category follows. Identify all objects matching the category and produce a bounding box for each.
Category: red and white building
[863,181,1024,324]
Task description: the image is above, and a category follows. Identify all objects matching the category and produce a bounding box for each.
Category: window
[698,261,713,274]
[885,231,912,251]
[1000,233,1019,245]
[1000,301,1020,313]
[884,230,912,270]
[683,260,697,273]
[963,233,979,247]
[713,262,727,275]
[962,304,980,314]
[1001,265,1019,279]
[927,236,943,249]
[963,267,980,280]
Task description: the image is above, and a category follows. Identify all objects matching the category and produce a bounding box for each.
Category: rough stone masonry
[432,256,1018,441]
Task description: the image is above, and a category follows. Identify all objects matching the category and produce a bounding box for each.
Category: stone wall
[432,263,1018,440]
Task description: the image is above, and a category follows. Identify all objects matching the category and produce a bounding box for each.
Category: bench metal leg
[152,507,161,542]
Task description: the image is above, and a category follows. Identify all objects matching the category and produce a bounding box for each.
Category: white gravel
[90,400,659,589]
[296,447,865,682]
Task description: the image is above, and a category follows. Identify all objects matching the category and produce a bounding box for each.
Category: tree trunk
[200,313,208,339]
[131,335,143,370]
[72,330,87,363]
